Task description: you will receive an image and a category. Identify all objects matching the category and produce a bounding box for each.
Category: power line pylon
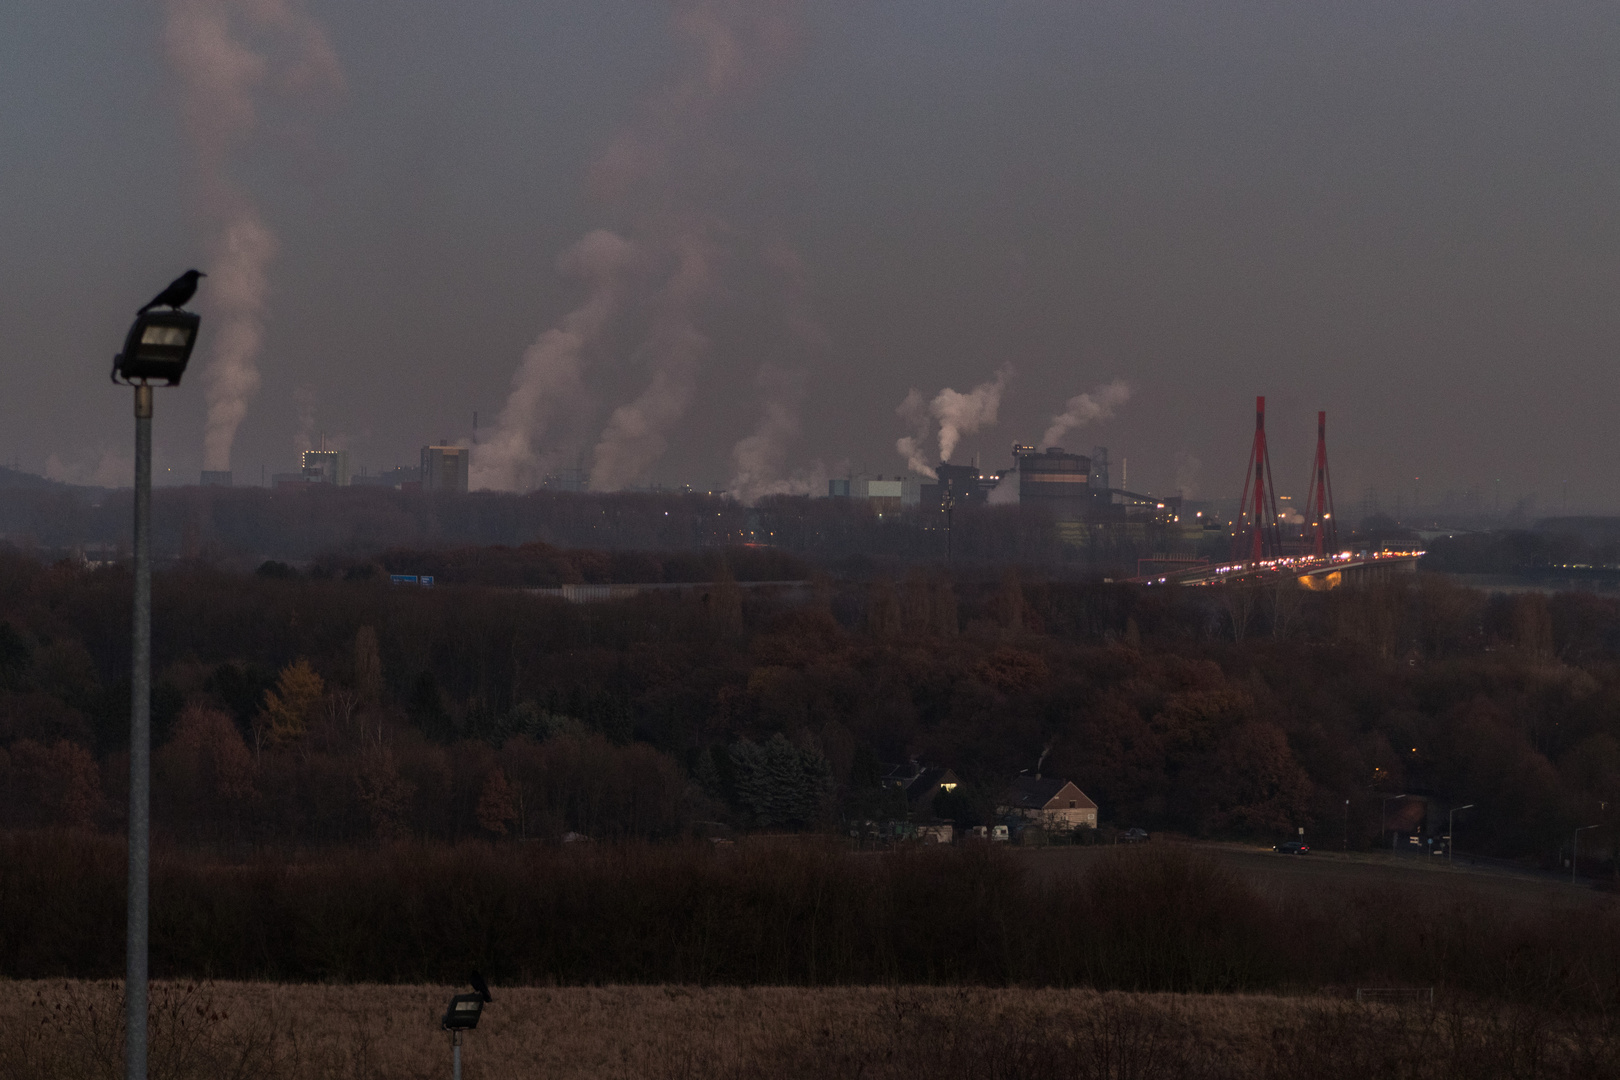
[1234,395,1283,562]
[1303,410,1338,557]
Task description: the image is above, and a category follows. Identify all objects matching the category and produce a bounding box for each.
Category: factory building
[300,448,351,487]
[421,445,470,493]
[829,476,922,514]
[928,462,994,507]
[1005,445,1093,519]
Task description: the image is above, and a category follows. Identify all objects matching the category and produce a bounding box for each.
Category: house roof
[1000,776,1097,811]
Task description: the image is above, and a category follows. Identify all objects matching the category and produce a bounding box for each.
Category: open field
[3,981,1618,1080]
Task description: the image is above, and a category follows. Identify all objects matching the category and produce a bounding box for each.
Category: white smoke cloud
[203,211,276,471]
[895,389,935,478]
[893,365,1013,476]
[1174,450,1201,498]
[292,382,317,456]
[45,450,133,490]
[935,365,1011,462]
[590,231,716,491]
[1040,379,1131,449]
[730,364,821,503]
[161,0,341,474]
[484,1,806,493]
[473,230,639,492]
[987,473,1020,505]
[727,242,831,504]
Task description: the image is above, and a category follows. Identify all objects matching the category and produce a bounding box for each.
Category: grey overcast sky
[2,1,1618,510]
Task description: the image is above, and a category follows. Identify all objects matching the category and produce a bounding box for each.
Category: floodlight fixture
[112,309,201,386]
[441,977,493,1080]
[441,993,485,1032]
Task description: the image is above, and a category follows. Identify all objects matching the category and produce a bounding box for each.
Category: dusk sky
[3,1,1618,511]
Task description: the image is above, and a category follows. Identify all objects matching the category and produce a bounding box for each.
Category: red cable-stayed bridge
[1130,397,1422,587]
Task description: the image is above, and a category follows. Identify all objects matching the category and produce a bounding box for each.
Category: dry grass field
[2,981,1616,1080]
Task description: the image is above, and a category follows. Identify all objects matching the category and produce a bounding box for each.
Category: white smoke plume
[292,382,317,456]
[894,365,1013,476]
[728,242,830,504]
[161,0,341,473]
[202,212,276,470]
[895,389,936,478]
[730,365,815,502]
[1041,379,1131,449]
[45,450,134,490]
[482,1,805,492]
[1174,450,1201,498]
[473,231,639,492]
[590,231,717,491]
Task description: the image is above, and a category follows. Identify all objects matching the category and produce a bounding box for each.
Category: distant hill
[0,467,80,491]
[1536,516,1620,544]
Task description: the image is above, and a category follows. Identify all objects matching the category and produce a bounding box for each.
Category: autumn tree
[354,626,383,700]
[258,659,325,749]
[476,768,518,836]
[156,704,256,837]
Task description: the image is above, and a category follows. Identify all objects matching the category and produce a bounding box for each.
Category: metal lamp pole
[126,383,153,1080]
[113,276,203,1080]
[1448,804,1473,867]
[1574,824,1603,885]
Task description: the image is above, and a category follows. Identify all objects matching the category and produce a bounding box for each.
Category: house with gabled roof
[996,775,1097,831]
[883,761,961,818]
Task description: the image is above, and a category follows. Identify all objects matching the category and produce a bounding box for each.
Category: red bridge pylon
[1303,410,1338,556]
[1234,395,1283,562]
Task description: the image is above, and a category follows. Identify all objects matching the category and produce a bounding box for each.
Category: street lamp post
[1574,824,1604,885]
[112,290,202,1080]
[1448,804,1474,867]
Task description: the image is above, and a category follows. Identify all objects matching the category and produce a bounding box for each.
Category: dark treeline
[2,836,1616,1011]
[0,547,1618,863]
[1424,522,1620,575]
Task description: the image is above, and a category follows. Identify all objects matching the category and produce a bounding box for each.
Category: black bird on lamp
[138,269,205,313]
[469,970,492,1003]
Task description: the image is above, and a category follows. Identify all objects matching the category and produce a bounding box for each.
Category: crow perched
[138,269,205,313]
[469,971,492,1003]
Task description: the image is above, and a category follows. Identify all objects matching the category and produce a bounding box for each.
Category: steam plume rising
[161,0,340,473]
[728,242,830,504]
[590,231,716,491]
[895,365,1013,476]
[485,0,805,492]
[474,231,638,492]
[203,213,275,471]
[1041,379,1131,448]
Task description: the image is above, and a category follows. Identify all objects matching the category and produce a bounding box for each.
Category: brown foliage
[1,738,102,827]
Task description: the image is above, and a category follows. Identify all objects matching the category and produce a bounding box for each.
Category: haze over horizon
[3,1,1617,514]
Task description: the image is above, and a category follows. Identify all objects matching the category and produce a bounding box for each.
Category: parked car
[1273,840,1310,854]
[1118,828,1149,844]
[990,825,1010,842]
